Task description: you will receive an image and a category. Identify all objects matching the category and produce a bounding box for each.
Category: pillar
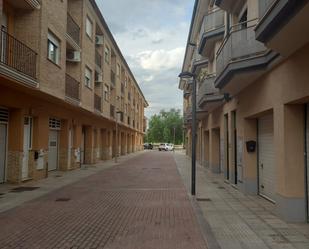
[84,126,94,164]
[204,130,210,168]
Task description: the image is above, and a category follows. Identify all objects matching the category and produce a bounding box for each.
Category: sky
[97,0,194,118]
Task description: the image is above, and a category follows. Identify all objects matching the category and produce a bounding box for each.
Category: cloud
[136,47,185,71]
[96,0,194,118]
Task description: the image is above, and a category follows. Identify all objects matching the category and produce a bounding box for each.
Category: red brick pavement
[0,151,208,249]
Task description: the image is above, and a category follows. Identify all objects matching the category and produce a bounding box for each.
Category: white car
[158,143,174,151]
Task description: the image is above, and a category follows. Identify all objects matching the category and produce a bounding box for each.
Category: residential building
[179,0,309,223]
[0,0,148,184]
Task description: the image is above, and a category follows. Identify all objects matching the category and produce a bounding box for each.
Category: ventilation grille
[49,118,61,130]
[0,108,9,123]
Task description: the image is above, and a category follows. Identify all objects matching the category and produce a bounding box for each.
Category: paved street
[0,151,208,249]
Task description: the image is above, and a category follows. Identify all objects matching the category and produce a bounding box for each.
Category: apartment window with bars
[86,16,93,39]
[47,32,60,65]
[85,66,92,88]
[104,46,110,64]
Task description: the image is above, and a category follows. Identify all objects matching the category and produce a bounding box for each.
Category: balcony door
[1,11,8,64]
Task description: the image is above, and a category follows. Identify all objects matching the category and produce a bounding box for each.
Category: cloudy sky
[97,0,194,118]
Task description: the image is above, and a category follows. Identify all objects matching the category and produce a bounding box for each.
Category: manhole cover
[55,198,71,202]
[196,198,211,202]
[10,187,39,193]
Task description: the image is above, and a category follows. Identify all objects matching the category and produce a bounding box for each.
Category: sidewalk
[174,151,309,249]
[0,151,145,213]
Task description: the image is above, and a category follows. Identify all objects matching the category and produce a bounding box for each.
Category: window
[86,16,93,38]
[104,46,110,63]
[47,32,60,65]
[85,66,92,88]
[104,84,109,101]
[116,63,120,77]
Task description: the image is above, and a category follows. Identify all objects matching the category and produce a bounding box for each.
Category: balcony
[197,74,224,112]
[94,94,102,112]
[192,50,208,74]
[9,0,41,10]
[65,74,80,102]
[111,69,116,88]
[215,20,279,95]
[66,13,80,49]
[214,0,245,13]
[0,29,37,86]
[255,0,309,57]
[198,9,225,57]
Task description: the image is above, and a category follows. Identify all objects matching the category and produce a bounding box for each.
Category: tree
[145,109,183,145]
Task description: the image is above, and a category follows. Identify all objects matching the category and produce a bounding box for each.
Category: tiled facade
[180,0,309,223]
[0,0,148,184]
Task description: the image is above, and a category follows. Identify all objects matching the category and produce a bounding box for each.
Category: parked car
[143,143,153,150]
[158,143,174,151]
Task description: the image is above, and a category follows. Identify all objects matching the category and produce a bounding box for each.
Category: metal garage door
[306,104,309,222]
[0,108,8,183]
[0,124,7,183]
[258,114,276,202]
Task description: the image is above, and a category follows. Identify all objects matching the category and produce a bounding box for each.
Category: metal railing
[111,69,116,86]
[0,29,37,79]
[95,50,102,68]
[94,94,102,111]
[199,8,225,42]
[67,13,80,45]
[259,0,277,19]
[216,19,267,77]
[65,74,80,101]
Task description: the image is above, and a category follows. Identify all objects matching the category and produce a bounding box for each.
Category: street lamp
[115,110,123,163]
[178,71,196,196]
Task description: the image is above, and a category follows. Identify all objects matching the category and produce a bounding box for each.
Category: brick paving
[0,151,208,249]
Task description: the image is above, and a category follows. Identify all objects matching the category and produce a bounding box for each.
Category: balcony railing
[67,13,80,45]
[95,50,102,68]
[65,74,80,101]
[0,29,37,79]
[111,69,116,87]
[197,74,218,105]
[110,105,115,118]
[199,8,225,43]
[259,0,276,18]
[94,94,102,111]
[216,19,267,78]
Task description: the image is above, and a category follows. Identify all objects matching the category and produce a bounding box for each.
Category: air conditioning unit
[66,51,81,62]
[95,35,104,45]
[95,73,103,83]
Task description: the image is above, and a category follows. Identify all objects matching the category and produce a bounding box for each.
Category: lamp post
[179,71,196,196]
[115,110,123,163]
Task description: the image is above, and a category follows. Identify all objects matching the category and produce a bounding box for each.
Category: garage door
[258,114,276,202]
[306,104,309,222]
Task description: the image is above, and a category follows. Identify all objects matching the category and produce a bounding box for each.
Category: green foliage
[145,109,183,145]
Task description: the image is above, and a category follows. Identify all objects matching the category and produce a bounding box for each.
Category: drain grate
[55,175,63,178]
[218,186,225,189]
[196,198,212,202]
[212,181,218,184]
[55,198,71,202]
[10,187,39,193]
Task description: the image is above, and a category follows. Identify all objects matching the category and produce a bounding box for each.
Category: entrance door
[306,105,309,221]
[48,130,58,171]
[22,117,32,180]
[0,123,7,183]
[81,129,85,164]
[224,114,229,180]
[232,111,237,184]
[258,114,276,202]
